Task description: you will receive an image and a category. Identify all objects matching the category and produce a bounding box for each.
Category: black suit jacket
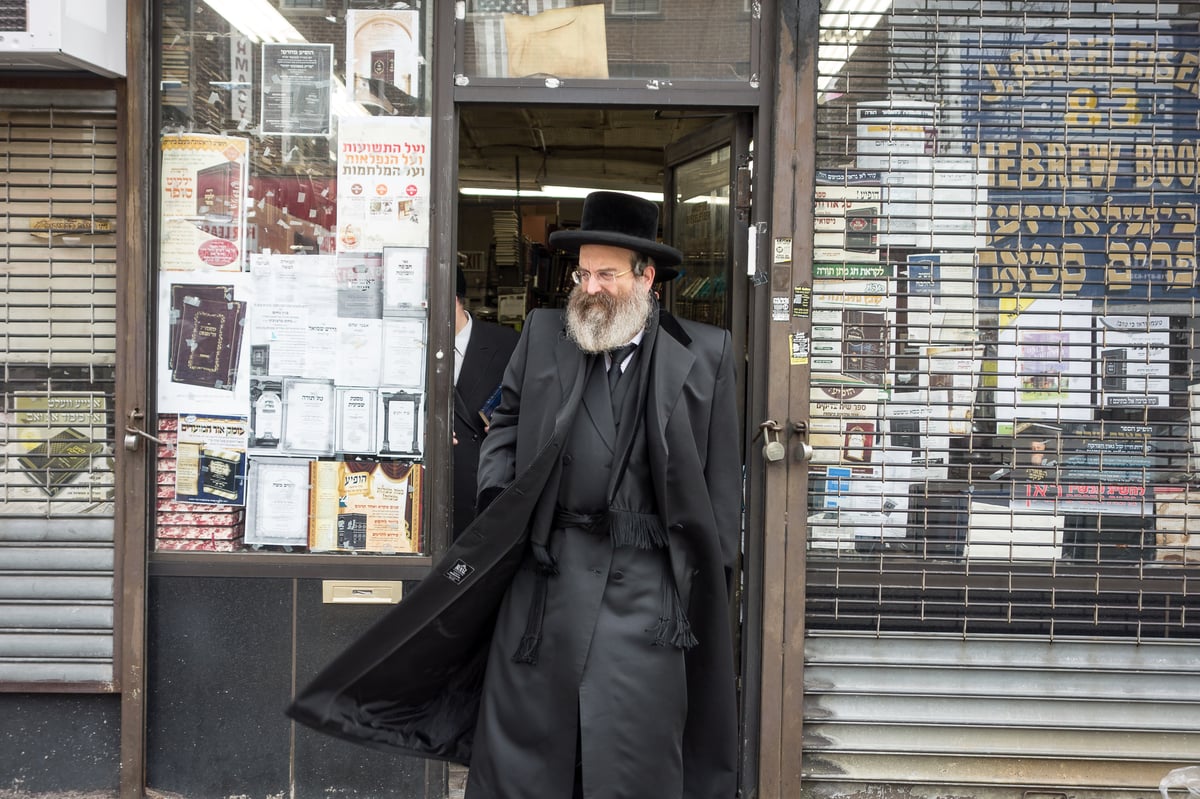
[452,316,519,539]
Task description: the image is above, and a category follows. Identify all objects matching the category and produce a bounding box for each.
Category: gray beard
[565,286,654,353]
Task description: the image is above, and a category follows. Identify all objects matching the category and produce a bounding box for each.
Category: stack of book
[492,210,520,266]
[154,415,246,551]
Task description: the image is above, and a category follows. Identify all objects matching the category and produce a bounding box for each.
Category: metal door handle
[123,408,171,452]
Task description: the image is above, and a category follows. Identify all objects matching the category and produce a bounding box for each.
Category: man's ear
[642,264,656,285]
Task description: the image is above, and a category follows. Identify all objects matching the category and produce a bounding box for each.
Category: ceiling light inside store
[459,185,665,203]
[818,0,892,101]
[202,0,305,43]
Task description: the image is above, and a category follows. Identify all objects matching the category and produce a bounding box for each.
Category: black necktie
[608,343,638,395]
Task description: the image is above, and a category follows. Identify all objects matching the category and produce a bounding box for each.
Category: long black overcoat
[287,308,741,799]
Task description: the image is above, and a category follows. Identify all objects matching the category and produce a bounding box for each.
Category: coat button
[670,523,683,532]
[611,570,625,582]
[562,454,573,464]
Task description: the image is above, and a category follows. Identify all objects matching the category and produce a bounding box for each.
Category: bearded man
[464,191,741,799]
[287,191,740,799]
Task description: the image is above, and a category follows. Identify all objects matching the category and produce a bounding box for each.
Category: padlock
[763,429,785,462]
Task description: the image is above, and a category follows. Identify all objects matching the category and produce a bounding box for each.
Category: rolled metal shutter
[803,633,1200,792]
[806,0,1200,793]
[0,101,118,686]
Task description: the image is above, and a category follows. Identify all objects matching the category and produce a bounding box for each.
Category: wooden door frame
[118,0,152,795]
[759,1,817,797]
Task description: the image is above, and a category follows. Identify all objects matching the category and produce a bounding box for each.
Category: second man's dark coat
[452,315,519,539]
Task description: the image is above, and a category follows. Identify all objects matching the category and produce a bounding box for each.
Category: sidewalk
[449,764,467,799]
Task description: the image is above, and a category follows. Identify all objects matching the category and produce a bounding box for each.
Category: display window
[154,1,434,556]
[808,0,1200,638]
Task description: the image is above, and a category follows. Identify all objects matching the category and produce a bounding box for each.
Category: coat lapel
[453,386,484,438]
[647,312,694,516]
[554,327,614,451]
[457,330,490,404]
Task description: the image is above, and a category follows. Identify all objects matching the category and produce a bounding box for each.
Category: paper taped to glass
[504,4,608,79]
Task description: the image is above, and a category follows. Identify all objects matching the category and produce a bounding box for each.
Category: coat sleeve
[706,329,742,584]
[474,311,533,504]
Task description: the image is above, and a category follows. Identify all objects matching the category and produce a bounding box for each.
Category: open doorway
[453,104,739,327]
[451,101,761,794]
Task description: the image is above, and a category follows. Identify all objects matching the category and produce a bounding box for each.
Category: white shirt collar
[453,312,473,385]
[606,328,646,371]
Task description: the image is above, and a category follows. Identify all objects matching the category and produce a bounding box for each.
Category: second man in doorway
[452,266,519,539]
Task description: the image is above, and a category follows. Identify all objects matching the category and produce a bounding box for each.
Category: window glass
[671,144,732,328]
[459,0,753,82]
[154,0,433,556]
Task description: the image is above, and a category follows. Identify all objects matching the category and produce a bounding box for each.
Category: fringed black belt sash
[512,508,697,666]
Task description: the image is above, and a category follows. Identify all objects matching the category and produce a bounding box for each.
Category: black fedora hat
[549,191,682,281]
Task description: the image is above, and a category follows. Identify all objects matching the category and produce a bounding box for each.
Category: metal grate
[807,0,1200,641]
[803,4,1200,791]
[0,105,118,685]
[0,1,26,33]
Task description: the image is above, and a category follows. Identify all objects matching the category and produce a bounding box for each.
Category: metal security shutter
[0,104,118,686]
[803,634,1200,791]
[806,0,1200,793]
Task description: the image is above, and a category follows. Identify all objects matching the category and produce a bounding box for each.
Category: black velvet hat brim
[549,230,681,281]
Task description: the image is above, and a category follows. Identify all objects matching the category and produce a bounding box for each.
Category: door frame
[118,0,152,794]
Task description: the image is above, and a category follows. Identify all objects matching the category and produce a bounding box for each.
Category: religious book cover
[199,446,244,502]
[371,49,395,85]
[842,309,888,385]
[15,428,105,498]
[195,160,241,217]
[168,283,234,369]
[171,296,246,391]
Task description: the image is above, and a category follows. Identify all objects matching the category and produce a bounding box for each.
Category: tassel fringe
[606,509,668,550]
[512,569,549,664]
[650,569,698,650]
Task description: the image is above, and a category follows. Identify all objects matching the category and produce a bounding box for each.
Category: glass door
[664,112,756,793]
[667,114,748,328]
[664,114,753,407]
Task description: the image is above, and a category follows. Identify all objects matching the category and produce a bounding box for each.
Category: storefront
[1,0,1197,798]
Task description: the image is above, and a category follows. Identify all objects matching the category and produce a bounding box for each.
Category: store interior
[455,104,720,323]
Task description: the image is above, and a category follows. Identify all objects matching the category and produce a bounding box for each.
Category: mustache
[572,290,617,313]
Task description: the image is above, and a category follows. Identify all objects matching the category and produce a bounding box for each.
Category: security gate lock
[759,420,785,462]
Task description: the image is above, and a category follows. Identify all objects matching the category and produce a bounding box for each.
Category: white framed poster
[1095,315,1171,409]
[380,390,423,457]
[380,316,427,391]
[244,457,312,547]
[281,378,336,456]
[336,387,379,454]
[995,298,1095,434]
[382,246,429,313]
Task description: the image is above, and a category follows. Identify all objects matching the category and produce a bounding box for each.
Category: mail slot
[321,580,404,604]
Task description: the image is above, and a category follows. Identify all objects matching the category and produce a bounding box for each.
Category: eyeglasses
[570,268,633,286]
